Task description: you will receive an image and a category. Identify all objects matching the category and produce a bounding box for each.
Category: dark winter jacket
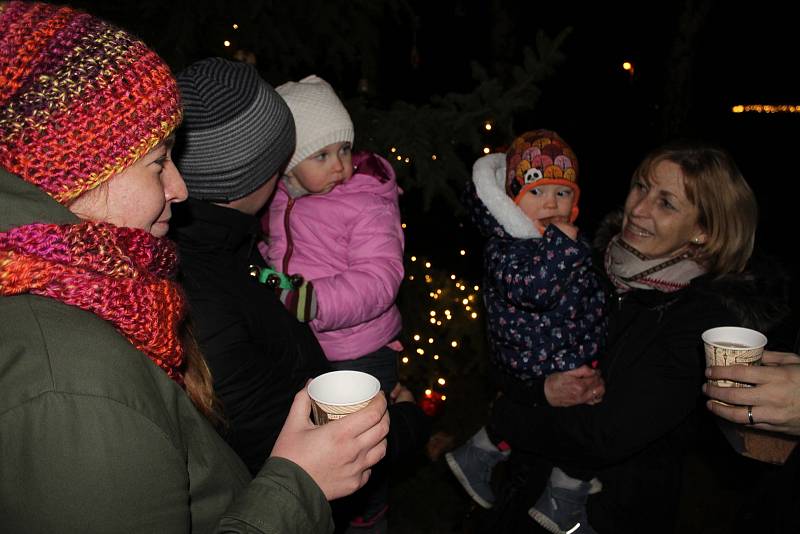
[171,198,331,475]
[171,198,430,474]
[0,169,333,533]
[490,213,788,534]
[465,153,606,380]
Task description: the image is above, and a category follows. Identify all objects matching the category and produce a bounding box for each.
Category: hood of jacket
[465,153,541,240]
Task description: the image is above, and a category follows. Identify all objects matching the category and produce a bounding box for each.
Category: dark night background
[59,1,800,531]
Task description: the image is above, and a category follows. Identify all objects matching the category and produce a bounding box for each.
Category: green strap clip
[248,265,304,291]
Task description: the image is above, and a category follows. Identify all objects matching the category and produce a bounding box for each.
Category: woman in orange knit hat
[0,2,387,532]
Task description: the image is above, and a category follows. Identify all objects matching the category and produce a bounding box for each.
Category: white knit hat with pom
[276,75,354,172]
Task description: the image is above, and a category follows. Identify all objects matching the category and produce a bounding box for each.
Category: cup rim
[701,326,767,349]
[307,370,381,407]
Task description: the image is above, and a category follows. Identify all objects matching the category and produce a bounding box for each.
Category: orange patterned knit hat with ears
[0,1,182,205]
[505,129,581,222]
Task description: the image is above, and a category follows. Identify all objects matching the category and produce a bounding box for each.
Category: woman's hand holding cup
[705,350,800,436]
[270,386,389,500]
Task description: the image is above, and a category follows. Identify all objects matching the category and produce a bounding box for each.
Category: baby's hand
[552,221,578,240]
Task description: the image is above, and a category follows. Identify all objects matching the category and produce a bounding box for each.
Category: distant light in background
[390,147,397,153]
[223,40,231,47]
[401,223,407,229]
[460,249,466,256]
[482,147,491,154]
[232,23,239,29]
[484,122,492,131]
[431,154,437,160]
[732,104,800,113]
[404,157,410,163]
[622,60,634,81]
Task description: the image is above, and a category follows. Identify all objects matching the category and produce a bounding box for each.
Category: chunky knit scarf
[604,234,706,293]
[0,222,186,383]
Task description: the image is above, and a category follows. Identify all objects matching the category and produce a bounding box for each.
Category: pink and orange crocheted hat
[0,1,182,204]
[505,129,581,222]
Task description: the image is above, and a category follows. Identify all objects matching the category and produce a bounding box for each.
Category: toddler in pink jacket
[262,74,403,386]
[261,75,404,527]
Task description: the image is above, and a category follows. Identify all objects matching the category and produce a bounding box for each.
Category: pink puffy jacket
[262,152,404,361]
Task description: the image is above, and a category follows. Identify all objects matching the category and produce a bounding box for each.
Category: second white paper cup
[702,326,767,389]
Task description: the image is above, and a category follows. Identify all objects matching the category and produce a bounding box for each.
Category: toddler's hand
[551,221,578,240]
[390,382,415,404]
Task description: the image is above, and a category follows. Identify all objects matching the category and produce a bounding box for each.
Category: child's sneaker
[444,427,509,509]
[528,470,597,534]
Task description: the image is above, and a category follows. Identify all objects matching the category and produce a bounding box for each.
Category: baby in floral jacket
[446,130,607,513]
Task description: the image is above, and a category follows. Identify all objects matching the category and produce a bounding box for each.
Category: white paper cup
[702,326,767,389]
[307,370,381,425]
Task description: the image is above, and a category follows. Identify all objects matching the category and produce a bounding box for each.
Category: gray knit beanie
[276,75,354,172]
[176,57,295,201]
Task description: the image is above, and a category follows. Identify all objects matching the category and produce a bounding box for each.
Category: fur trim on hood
[472,153,541,239]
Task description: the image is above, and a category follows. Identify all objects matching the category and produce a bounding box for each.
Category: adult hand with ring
[544,365,605,407]
[704,350,800,436]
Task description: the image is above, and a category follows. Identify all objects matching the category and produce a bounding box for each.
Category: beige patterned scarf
[604,234,706,293]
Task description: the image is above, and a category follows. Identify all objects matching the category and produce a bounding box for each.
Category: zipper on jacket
[282,197,295,274]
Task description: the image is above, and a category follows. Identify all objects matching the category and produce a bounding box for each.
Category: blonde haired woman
[480,142,782,534]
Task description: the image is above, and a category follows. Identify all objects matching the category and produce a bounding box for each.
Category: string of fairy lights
[732,105,800,114]
[397,245,484,409]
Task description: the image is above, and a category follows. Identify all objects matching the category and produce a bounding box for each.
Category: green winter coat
[0,169,334,534]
